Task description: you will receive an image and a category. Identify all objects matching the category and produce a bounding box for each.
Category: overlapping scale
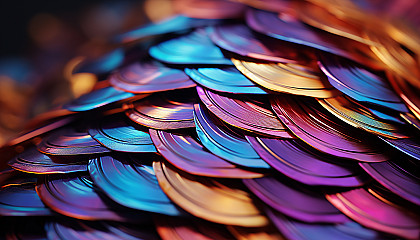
[185,66,269,94]
[109,60,195,94]
[2,1,420,239]
[37,127,111,156]
[46,219,159,240]
[88,155,184,216]
[36,174,149,221]
[271,95,390,162]
[232,58,339,98]
[9,147,87,174]
[64,86,147,112]
[209,23,303,63]
[149,28,233,65]
[244,175,348,223]
[197,86,294,138]
[317,95,410,138]
[0,176,51,216]
[246,136,368,187]
[326,186,420,239]
[318,54,408,112]
[194,103,271,169]
[245,8,381,69]
[149,129,264,178]
[360,158,420,205]
[381,137,420,161]
[267,210,396,240]
[88,114,156,153]
[295,1,378,46]
[153,161,268,227]
[125,89,196,129]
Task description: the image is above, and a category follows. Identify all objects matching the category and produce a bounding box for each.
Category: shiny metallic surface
[126,89,196,129]
[0,177,51,216]
[36,174,149,221]
[244,176,348,223]
[271,95,389,162]
[149,129,264,178]
[232,58,339,98]
[246,136,368,187]
[267,209,395,240]
[64,86,143,112]
[2,1,420,239]
[319,54,408,112]
[110,60,195,94]
[209,24,302,63]
[360,158,420,205]
[88,155,184,216]
[197,86,294,138]
[153,161,268,227]
[326,187,420,239]
[381,137,420,161]
[194,104,271,169]
[149,28,233,65]
[38,128,111,155]
[46,219,159,240]
[88,114,156,153]
[185,66,269,94]
[317,96,409,138]
[245,8,382,68]
[9,147,87,174]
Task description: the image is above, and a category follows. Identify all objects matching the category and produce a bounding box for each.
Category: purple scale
[37,128,111,155]
[244,176,348,223]
[246,136,368,187]
[381,137,420,161]
[197,86,294,138]
[36,173,150,222]
[245,8,377,67]
[318,54,408,112]
[360,158,420,205]
[271,95,389,162]
[46,219,159,240]
[209,24,304,63]
[326,187,420,239]
[8,147,87,174]
[149,129,264,178]
[0,177,51,216]
[109,60,195,93]
[266,209,397,240]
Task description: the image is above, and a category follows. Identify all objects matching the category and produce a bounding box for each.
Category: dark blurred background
[0,0,175,145]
